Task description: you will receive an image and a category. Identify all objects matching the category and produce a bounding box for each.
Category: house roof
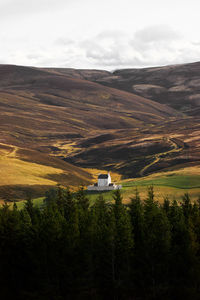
[98,174,109,179]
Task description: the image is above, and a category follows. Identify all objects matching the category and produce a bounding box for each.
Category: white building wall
[88,172,122,191]
[98,178,108,186]
[87,184,122,191]
[108,173,111,185]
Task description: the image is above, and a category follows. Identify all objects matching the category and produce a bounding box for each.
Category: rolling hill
[0,63,199,201]
[77,61,200,113]
[52,61,200,113]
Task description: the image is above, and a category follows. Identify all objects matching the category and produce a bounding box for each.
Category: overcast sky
[1,0,200,70]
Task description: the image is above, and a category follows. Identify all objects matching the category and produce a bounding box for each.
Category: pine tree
[163,196,170,215]
[56,184,66,210]
[129,188,145,293]
[91,194,116,296]
[13,201,17,211]
[76,186,89,211]
[24,196,34,223]
[75,186,92,295]
[168,197,199,298]
[112,189,133,297]
[181,192,192,223]
[44,187,58,206]
[143,186,171,298]
[129,188,144,241]
[63,187,75,219]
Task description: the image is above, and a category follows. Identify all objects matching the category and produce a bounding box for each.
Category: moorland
[0,62,200,202]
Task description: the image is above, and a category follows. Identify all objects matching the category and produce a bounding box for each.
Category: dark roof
[98,174,108,179]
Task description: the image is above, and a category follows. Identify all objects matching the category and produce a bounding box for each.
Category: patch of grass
[5,166,200,208]
[8,197,45,210]
[86,190,116,205]
[32,197,45,208]
[123,175,200,189]
[120,170,200,203]
[0,147,64,187]
[85,185,196,204]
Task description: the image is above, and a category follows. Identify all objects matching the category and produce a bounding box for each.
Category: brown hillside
[1,64,198,200]
[0,64,179,148]
[87,61,200,112]
[55,62,200,112]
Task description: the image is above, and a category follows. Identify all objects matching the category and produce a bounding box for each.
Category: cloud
[55,38,76,46]
[130,25,182,55]
[1,0,200,70]
[134,25,181,44]
[74,26,185,68]
[2,25,200,70]
[79,30,131,68]
[0,0,70,19]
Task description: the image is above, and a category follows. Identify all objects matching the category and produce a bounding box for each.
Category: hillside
[0,65,180,146]
[0,142,92,201]
[54,61,200,113]
[0,63,199,200]
[87,61,200,113]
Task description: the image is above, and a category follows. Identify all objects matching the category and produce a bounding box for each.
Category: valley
[0,63,199,202]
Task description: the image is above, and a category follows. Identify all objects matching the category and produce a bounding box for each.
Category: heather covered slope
[0,64,180,149]
[55,61,200,112]
[0,64,181,199]
[89,61,200,112]
[64,116,200,178]
[42,65,200,180]
[1,64,200,200]
[0,143,92,201]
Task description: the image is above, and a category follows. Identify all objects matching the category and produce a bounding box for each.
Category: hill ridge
[0,63,199,200]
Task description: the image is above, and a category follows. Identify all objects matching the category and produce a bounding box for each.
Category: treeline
[1,187,200,300]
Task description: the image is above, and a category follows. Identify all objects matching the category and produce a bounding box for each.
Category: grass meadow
[13,169,200,209]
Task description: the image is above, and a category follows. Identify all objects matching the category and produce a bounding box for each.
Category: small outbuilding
[98,173,111,187]
[87,172,122,191]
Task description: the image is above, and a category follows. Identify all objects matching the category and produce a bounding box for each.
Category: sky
[1,0,200,70]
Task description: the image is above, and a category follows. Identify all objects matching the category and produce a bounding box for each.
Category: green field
[14,197,45,210]
[8,179,196,209]
[123,175,200,189]
[12,172,200,209]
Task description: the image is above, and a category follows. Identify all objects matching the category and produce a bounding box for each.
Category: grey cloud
[0,58,6,64]
[86,50,121,67]
[81,36,121,66]
[121,25,184,67]
[96,30,126,40]
[0,0,70,19]
[26,53,43,60]
[2,27,200,70]
[76,28,197,69]
[134,25,181,44]
[83,42,141,68]
[192,41,200,46]
[55,38,76,46]
[78,31,149,67]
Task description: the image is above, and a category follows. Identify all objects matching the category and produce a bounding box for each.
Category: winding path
[139,138,182,177]
[0,143,18,158]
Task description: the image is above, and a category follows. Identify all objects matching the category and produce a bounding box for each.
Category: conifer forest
[1,187,200,300]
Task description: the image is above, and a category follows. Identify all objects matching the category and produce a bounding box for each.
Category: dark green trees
[0,187,200,300]
[113,189,133,295]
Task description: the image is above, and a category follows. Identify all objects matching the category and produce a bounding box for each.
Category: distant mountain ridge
[4,62,200,115]
[45,61,200,113]
[0,64,179,139]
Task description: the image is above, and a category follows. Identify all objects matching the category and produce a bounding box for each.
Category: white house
[87,173,122,191]
[98,173,111,187]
